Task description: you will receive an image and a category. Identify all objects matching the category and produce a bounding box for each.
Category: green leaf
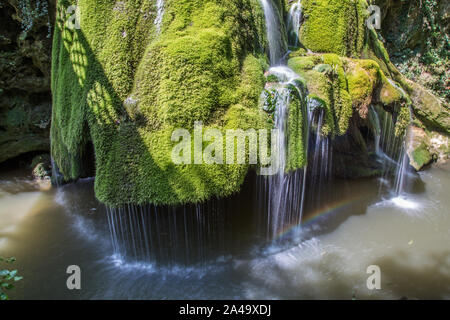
[1,283,14,290]
[14,276,23,282]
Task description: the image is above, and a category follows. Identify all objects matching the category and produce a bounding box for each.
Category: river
[1,162,449,299]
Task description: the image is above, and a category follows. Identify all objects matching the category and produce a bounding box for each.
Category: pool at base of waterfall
[0,162,449,300]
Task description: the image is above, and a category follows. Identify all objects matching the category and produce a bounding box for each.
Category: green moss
[346,59,379,116]
[411,142,432,170]
[288,53,408,137]
[299,0,367,57]
[322,54,353,135]
[379,75,403,106]
[51,0,269,207]
[288,55,323,71]
[286,83,307,171]
[264,75,276,83]
[395,105,411,137]
[288,56,335,136]
[362,27,412,93]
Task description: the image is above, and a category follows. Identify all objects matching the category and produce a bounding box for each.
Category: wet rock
[406,79,450,134]
[0,0,53,164]
[407,126,450,171]
[30,153,51,180]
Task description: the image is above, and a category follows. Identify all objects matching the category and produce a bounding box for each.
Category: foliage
[380,0,449,104]
[0,257,23,301]
[17,0,51,38]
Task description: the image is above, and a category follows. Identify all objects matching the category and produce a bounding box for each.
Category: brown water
[0,164,449,300]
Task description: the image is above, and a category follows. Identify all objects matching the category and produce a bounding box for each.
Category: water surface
[0,164,449,299]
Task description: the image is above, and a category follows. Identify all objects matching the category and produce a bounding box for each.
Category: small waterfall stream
[257,0,324,241]
[306,105,332,209]
[259,66,308,239]
[370,104,414,196]
[154,0,164,34]
[287,0,302,47]
[394,107,413,196]
[260,0,287,65]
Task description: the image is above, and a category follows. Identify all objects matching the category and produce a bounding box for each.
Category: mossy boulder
[51,0,270,207]
[288,53,406,137]
[405,79,450,134]
[299,0,367,57]
[406,125,450,171]
[30,153,52,179]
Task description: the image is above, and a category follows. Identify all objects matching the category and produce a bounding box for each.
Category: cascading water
[305,104,332,209]
[370,104,414,197]
[287,0,302,47]
[105,185,260,266]
[260,0,287,65]
[257,0,316,241]
[259,66,309,240]
[394,107,414,196]
[154,0,164,34]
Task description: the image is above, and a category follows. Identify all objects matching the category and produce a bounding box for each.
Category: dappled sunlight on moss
[51,0,270,206]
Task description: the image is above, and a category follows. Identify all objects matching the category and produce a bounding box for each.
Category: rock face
[0,0,54,163]
[372,0,450,170]
[407,79,450,134]
[375,0,449,105]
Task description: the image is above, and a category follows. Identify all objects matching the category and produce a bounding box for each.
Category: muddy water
[0,164,449,299]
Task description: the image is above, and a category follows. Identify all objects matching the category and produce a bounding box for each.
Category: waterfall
[257,0,315,241]
[260,0,287,65]
[154,0,164,34]
[287,0,302,47]
[371,104,413,196]
[394,107,413,196]
[51,157,63,186]
[260,67,308,239]
[305,105,332,208]
[105,190,259,265]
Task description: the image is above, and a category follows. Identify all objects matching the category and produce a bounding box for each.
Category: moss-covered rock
[346,59,378,118]
[299,0,367,57]
[288,52,406,137]
[49,0,450,206]
[51,0,270,207]
[405,79,450,134]
[407,126,433,171]
[30,153,52,179]
[286,81,308,172]
[405,124,450,171]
